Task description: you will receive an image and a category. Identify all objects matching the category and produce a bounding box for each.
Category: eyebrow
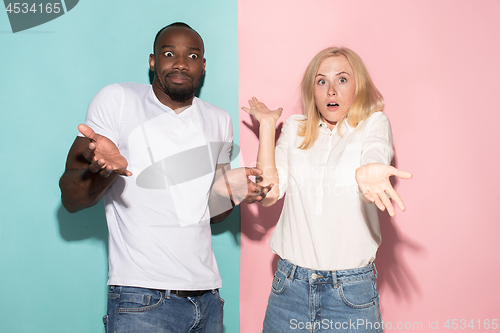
[315,71,350,77]
[160,45,202,52]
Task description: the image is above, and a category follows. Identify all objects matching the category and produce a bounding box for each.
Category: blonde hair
[298,47,384,149]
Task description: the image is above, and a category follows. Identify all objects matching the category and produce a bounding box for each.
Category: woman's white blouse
[271,111,394,271]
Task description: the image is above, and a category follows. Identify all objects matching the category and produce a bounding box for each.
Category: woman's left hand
[355,163,413,217]
[241,97,283,126]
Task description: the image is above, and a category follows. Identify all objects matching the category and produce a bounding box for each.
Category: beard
[158,71,198,103]
[163,82,196,103]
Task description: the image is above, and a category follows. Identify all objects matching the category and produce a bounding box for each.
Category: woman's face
[314,55,356,130]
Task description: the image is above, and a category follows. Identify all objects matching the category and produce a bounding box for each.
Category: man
[59,22,269,332]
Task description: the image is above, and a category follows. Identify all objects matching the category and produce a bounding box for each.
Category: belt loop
[165,290,171,300]
[288,264,297,282]
[332,270,338,287]
[373,263,378,278]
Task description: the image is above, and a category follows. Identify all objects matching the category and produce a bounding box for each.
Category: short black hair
[152,22,204,54]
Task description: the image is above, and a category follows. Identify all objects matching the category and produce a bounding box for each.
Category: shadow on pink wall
[241,118,285,275]
[375,153,425,303]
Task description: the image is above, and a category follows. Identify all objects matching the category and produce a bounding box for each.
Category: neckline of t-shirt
[148,86,197,117]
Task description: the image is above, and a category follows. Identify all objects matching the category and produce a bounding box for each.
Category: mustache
[165,71,193,82]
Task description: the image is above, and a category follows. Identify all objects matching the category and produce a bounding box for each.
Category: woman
[242,47,412,332]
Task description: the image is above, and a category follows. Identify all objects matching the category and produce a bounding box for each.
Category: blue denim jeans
[263,259,383,333]
[103,286,224,333]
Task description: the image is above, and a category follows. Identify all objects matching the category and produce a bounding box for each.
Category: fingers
[99,165,132,178]
[87,156,131,177]
[93,164,131,177]
[386,187,406,212]
[83,141,111,175]
[390,167,413,180]
[78,124,97,141]
[242,182,274,203]
[247,97,267,110]
[82,141,96,163]
[245,167,263,176]
[361,187,404,217]
[88,159,104,173]
[99,165,114,178]
[114,167,133,177]
[82,137,105,174]
[358,187,373,204]
[378,191,395,217]
[252,97,266,109]
[371,192,386,212]
[257,183,274,200]
[88,158,111,177]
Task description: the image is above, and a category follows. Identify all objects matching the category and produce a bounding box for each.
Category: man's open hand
[78,124,132,178]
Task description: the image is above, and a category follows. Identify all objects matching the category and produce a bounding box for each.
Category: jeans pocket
[271,269,288,295]
[338,277,378,309]
[117,291,164,313]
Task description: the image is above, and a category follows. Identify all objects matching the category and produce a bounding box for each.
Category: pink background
[239,0,500,331]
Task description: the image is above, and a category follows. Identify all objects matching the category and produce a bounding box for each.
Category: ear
[149,54,155,71]
[202,58,206,75]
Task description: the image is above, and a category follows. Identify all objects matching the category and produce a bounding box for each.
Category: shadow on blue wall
[56,199,233,333]
[211,206,240,245]
[56,202,108,253]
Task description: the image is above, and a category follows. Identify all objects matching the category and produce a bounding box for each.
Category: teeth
[328,103,338,107]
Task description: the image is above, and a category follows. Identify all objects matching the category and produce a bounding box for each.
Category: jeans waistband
[109,286,216,298]
[277,258,377,284]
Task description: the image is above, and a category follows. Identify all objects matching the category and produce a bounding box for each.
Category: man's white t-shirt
[82,82,232,290]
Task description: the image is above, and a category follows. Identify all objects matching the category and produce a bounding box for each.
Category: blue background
[0,1,240,332]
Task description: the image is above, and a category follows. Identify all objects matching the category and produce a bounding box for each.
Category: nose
[173,57,188,71]
[327,86,336,96]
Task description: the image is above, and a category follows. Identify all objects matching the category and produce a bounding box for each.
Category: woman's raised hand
[355,163,412,217]
[241,97,283,125]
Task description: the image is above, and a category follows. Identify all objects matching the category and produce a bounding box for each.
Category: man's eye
[339,77,347,83]
[164,51,174,57]
[318,79,326,85]
[189,54,198,59]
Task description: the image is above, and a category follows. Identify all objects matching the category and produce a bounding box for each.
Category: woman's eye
[339,77,347,83]
[318,79,326,85]
[164,51,174,57]
[189,54,198,59]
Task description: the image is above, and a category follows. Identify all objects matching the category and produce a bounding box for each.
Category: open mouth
[327,103,339,107]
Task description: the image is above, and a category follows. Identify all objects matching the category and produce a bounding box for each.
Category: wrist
[259,119,277,129]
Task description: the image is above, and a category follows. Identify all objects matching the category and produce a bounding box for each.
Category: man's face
[149,27,206,104]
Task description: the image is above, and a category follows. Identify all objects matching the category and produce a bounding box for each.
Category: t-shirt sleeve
[275,116,294,200]
[217,112,233,164]
[79,83,124,146]
[361,112,394,166]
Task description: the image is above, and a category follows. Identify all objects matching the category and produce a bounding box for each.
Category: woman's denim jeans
[103,286,224,333]
[263,259,383,333]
